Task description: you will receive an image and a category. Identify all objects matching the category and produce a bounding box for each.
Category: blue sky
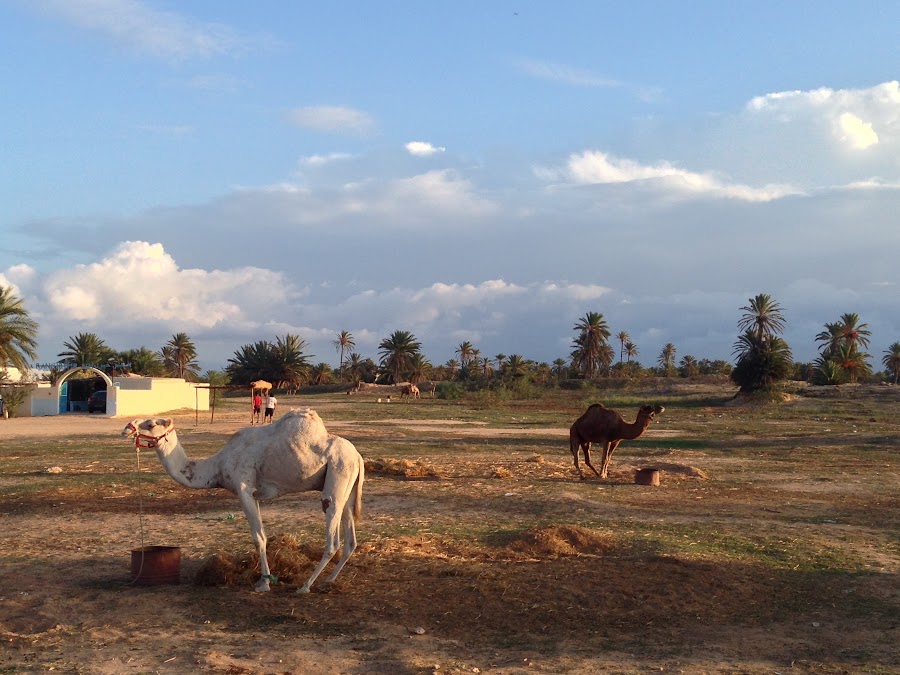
[2,1,899,372]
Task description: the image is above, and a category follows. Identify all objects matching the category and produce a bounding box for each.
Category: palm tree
[162,332,200,381]
[657,343,677,376]
[572,311,611,378]
[731,330,793,392]
[332,331,355,381]
[58,333,112,368]
[310,362,333,385]
[494,354,506,370]
[882,342,900,384]
[378,330,421,384]
[118,347,165,376]
[0,286,38,372]
[273,334,312,390]
[479,356,494,380]
[616,331,630,363]
[345,352,366,385]
[551,358,568,382]
[408,353,432,384]
[505,354,529,379]
[225,334,311,389]
[456,341,476,368]
[738,293,786,340]
[625,341,639,362]
[679,355,699,378]
[815,313,872,383]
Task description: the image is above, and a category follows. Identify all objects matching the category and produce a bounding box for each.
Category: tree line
[2,285,900,391]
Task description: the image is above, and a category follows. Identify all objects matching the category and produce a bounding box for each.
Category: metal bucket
[635,468,661,486]
[130,545,181,585]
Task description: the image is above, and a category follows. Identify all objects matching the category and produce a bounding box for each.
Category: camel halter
[133,422,175,449]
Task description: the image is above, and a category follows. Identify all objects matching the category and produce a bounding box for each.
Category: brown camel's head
[639,404,665,421]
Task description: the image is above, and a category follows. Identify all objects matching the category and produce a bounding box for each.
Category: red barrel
[130,545,181,585]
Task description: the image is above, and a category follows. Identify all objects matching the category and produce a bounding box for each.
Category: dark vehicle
[87,390,107,413]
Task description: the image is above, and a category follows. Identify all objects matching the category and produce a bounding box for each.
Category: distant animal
[419,382,436,398]
[400,384,419,400]
[568,404,665,479]
[122,408,364,593]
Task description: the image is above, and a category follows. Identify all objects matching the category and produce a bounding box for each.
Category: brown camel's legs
[581,442,602,478]
[600,440,621,478]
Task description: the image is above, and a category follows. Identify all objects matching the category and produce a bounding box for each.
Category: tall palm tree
[58,333,112,367]
[332,330,355,381]
[0,286,38,372]
[551,358,568,382]
[738,293,786,340]
[377,330,421,384]
[494,354,506,370]
[456,341,476,368]
[882,342,900,385]
[572,311,611,378]
[616,331,630,363]
[162,332,200,381]
[837,312,871,352]
[658,343,677,376]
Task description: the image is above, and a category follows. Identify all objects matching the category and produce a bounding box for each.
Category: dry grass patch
[364,457,441,479]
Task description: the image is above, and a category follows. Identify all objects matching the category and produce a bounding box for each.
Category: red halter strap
[134,422,175,449]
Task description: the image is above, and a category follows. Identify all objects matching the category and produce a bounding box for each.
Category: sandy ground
[2,397,898,674]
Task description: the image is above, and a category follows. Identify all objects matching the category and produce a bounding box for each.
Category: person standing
[264,394,277,422]
[252,393,262,424]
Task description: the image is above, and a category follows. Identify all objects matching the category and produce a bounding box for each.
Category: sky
[2,1,899,372]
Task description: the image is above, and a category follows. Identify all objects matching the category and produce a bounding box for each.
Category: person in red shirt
[252,393,262,424]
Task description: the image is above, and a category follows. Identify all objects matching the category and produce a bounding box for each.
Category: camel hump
[278,408,329,443]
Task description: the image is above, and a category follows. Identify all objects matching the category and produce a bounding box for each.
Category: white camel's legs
[323,485,360,583]
[297,497,343,593]
[238,486,272,592]
[297,461,360,594]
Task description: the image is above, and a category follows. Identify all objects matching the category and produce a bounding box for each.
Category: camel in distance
[122,408,364,593]
[569,403,665,480]
[400,384,419,400]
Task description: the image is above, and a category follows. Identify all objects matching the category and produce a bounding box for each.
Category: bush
[0,386,28,418]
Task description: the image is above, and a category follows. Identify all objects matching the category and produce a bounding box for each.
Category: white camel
[122,408,364,593]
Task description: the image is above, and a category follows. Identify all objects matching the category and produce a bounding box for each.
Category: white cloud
[299,153,353,167]
[539,150,798,202]
[288,105,376,135]
[747,81,900,152]
[837,112,878,150]
[33,0,251,60]
[405,141,446,156]
[515,58,621,88]
[42,241,289,328]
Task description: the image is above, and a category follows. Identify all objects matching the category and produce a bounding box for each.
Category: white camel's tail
[352,454,365,521]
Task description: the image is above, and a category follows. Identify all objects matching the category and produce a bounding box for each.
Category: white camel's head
[121,418,176,448]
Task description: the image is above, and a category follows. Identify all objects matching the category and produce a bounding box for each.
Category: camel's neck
[154,434,220,489]
[620,416,652,440]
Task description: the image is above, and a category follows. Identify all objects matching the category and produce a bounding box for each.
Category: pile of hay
[501,525,612,558]
[365,457,441,479]
[490,466,513,479]
[194,533,314,587]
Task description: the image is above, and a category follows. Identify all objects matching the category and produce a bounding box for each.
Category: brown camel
[568,403,665,480]
[399,384,419,400]
[419,382,436,398]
